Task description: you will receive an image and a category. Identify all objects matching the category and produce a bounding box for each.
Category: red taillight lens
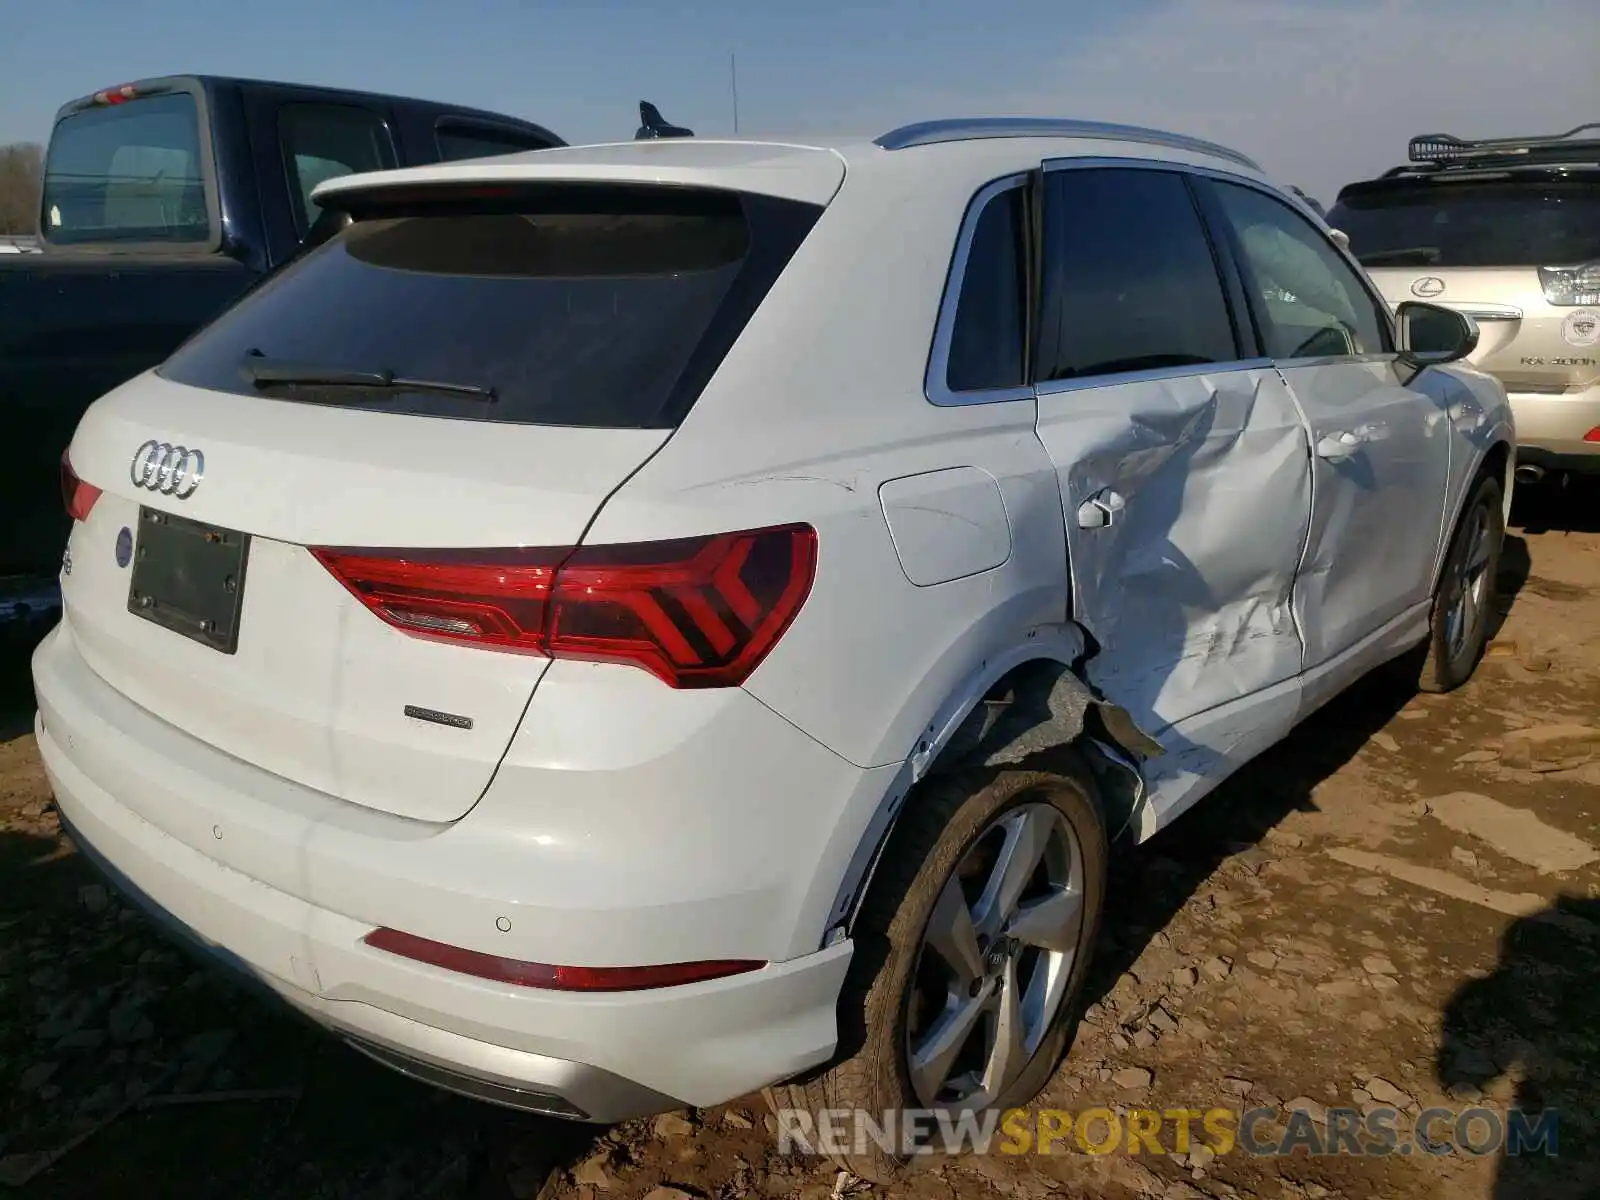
[1585,426,1600,444]
[60,452,102,523]
[93,84,139,106]
[363,927,763,991]
[313,523,817,688]
[547,525,818,687]
[309,546,562,653]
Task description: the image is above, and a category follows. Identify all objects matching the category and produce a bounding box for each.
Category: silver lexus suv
[1328,124,1600,481]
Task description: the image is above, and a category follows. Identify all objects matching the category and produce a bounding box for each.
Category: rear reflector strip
[362,927,764,991]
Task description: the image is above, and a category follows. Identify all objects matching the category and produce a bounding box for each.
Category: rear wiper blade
[1355,246,1443,265]
[241,353,496,402]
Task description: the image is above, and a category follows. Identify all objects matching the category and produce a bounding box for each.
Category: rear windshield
[42,92,210,245]
[1329,177,1600,268]
[160,185,822,429]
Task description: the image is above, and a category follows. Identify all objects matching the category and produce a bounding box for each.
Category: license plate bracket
[127,507,250,654]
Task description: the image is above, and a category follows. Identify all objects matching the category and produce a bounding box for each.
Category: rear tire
[1417,470,1503,693]
[768,755,1108,1183]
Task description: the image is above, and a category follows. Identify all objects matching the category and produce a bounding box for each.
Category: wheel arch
[1483,437,1514,521]
[814,626,1161,950]
[1432,432,1513,594]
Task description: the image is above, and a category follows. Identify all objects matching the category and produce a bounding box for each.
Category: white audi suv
[36,118,1512,1179]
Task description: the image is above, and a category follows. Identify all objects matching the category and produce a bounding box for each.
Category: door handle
[1076,489,1126,529]
[1315,430,1366,460]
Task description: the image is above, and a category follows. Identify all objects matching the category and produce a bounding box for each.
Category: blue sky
[2,0,1592,200]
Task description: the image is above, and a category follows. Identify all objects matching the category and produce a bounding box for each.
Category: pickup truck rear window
[42,92,209,245]
[1330,178,1600,268]
[436,123,557,162]
[159,184,823,429]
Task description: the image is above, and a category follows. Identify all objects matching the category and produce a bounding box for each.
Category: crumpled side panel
[938,657,1164,771]
[1038,366,1312,735]
[828,655,1157,936]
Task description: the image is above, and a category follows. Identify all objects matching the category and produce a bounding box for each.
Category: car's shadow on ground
[1069,544,1534,1054]
[1074,656,1414,1018]
[1510,473,1600,537]
[1437,894,1600,1198]
[0,816,593,1200]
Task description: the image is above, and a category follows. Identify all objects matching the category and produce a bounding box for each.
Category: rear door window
[279,104,397,235]
[41,91,210,245]
[1330,178,1600,268]
[159,184,823,429]
[1037,167,1240,382]
[436,121,556,162]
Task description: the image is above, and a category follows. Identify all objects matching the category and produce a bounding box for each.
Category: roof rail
[1381,163,1438,178]
[1408,123,1600,165]
[874,118,1260,171]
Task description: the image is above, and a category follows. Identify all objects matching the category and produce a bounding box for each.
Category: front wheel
[1417,470,1504,693]
[768,758,1108,1182]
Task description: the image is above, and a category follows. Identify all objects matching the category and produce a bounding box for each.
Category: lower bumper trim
[343,1037,590,1119]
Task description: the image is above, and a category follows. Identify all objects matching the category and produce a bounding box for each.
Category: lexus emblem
[1411,276,1446,298]
[130,440,205,499]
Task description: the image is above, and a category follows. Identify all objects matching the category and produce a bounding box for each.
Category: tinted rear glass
[160,185,822,429]
[1330,178,1600,268]
[1038,168,1239,381]
[946,186,1027,392]
[42,92,210,245]
[436,124,555,161]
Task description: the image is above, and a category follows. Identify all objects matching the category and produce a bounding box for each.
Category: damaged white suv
[37,118,1512,1178]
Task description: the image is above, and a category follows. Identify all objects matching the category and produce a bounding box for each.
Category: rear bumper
[54,802,674,1120]
[1508,388,1600,470]
[32,622,858,1119]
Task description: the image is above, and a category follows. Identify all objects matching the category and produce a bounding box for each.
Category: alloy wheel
[1444,500,1493,663]
[903,801,1086,1111]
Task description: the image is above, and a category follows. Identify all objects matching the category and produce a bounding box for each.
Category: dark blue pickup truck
[0,74,565,600]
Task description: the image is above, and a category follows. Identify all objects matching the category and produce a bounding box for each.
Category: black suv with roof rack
[1327,124,1600,481]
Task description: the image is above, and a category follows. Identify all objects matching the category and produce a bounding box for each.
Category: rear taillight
[363,927,763,991]
[1585,427,1600,444]
[1538,262,1600,307]
[60,452,102,523]
[312,523,817,688]
[309,547,561,653]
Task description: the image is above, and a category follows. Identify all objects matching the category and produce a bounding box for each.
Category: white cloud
[894,0,1598,201]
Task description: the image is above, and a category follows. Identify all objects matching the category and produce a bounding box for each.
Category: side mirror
[1396,301,1479,372]
[1329,228,1351,251]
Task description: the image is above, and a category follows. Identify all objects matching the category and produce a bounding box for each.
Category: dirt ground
[2,481,1597,1200]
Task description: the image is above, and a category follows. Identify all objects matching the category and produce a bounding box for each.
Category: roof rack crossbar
[1409,123,1600,164]
[874,118,1260,171]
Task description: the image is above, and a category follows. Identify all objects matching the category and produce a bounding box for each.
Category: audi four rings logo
[1411,276,1446,298]
[130,440,205,499]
